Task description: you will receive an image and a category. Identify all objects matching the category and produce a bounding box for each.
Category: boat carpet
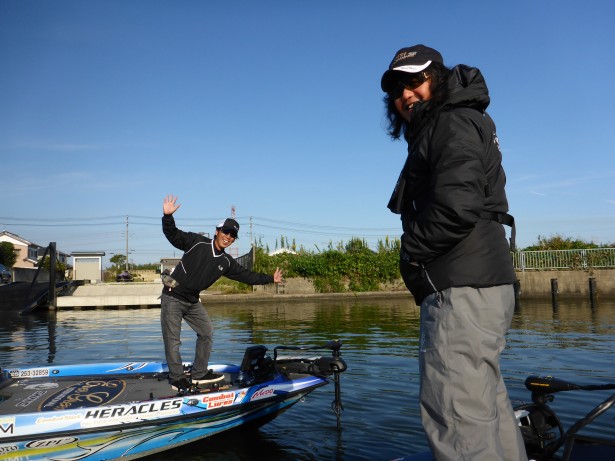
[0,373,230,415]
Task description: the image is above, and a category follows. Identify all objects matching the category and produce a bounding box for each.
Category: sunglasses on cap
[220,229,238,238]
[388,73,427,99]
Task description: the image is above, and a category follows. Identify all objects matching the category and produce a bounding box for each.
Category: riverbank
[253,270,615,299]
[53,282,411,309]
[1,269,612,312]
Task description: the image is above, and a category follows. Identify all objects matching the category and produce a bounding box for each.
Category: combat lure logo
[201,392,235,409]
[0,417,15,435]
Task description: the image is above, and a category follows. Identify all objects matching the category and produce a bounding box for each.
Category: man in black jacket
[161,195,282,392]
[381,46,526,460]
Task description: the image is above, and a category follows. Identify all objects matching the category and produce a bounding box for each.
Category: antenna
[229,205,238,258]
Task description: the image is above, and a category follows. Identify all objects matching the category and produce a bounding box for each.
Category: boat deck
[0,371,234,415]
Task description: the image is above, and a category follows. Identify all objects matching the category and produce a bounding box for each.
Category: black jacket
[388,65,516,304]
[162,214,273,303]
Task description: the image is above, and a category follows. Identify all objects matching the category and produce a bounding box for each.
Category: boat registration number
[9,368,50,378]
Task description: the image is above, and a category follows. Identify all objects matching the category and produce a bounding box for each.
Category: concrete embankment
[53,269,615,308]
[2,269,612,312]
[56,283,164,308]
[516,269,614,298]
[54,281,411,308]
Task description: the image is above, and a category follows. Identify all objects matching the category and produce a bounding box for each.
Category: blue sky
[1,1,614,266]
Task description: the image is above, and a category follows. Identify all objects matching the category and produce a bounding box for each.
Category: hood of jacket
[444,64,490,113]
[410,64,490,127]
[389,65,491,215]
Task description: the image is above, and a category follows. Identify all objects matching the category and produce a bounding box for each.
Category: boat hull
[0,361,328,461]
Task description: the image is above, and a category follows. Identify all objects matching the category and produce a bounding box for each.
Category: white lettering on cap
[393,61,432,73]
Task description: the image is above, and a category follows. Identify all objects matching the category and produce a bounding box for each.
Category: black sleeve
[224,257,274,285]
[162,214,201,251]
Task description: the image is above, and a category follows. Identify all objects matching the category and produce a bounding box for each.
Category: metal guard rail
[513,248,615,271]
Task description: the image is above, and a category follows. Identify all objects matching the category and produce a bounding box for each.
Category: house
[160,258,181,274]
[268,248,297,256]
[0,231,70,269]
[71,251,106,283]
[0,231,41,268]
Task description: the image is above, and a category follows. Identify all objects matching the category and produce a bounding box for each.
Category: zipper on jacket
[422,263,443,308]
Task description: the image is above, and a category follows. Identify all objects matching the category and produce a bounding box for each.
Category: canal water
[2,296,614,460]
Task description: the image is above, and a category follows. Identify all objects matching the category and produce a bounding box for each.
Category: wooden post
[513,279,521,311]
[550,278,559,310]
[48,242,57,310]
[589,277,597,305]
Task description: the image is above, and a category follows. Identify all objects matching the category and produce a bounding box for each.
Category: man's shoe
[192,369,224,384]
[170,377,192,392]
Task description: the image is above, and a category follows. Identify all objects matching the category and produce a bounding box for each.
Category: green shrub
[253,238,401,293]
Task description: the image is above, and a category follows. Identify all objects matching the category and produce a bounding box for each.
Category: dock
[0,281,163,313]
[56,283,162,309]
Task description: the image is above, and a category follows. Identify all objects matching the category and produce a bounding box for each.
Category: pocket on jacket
[399,257,435,306]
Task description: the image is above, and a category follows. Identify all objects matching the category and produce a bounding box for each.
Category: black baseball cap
[381,44,443,93]
[216,218,239,237]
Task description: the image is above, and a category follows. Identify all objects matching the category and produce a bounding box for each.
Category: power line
[0,215,400,234]
[1,215,402,264]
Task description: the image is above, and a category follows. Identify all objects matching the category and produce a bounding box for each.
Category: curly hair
[383,62,452,144]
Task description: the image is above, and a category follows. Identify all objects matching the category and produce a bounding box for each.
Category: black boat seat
[239,345,274,383]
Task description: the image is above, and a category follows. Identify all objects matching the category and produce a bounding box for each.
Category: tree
[38,256,67,276]
[523,234,599,251]
[109,254,127,272]
[345,237,370,253]
[0,242,18,267]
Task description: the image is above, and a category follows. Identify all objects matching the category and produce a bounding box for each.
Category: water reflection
[514,297,615,335]
[1,296,614,460]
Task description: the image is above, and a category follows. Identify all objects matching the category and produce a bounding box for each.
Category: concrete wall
[257,271,615,298]
[57,282,162,308]
[47,269,613,310]
[13,267,50,283]
[132,270,160,282]
[52,271,613,309]
[516,269,614,297]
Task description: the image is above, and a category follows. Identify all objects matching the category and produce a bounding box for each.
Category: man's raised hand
[163,195,181,215]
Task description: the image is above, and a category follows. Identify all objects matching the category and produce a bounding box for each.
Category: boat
[0,340,347,461]
[393,375,615,461]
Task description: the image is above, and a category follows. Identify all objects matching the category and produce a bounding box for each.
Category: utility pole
[250,216,255,267]
[250,216,255,293]
[48,242,57,310]
[125,215,129,271]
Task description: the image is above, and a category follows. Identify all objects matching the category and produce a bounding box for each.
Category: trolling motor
[516,375,615,460]
[274,339,347,431]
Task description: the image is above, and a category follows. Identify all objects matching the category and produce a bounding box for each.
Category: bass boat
[0,340,346,461]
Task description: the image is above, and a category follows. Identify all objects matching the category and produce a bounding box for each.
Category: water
[2,296,615,460]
